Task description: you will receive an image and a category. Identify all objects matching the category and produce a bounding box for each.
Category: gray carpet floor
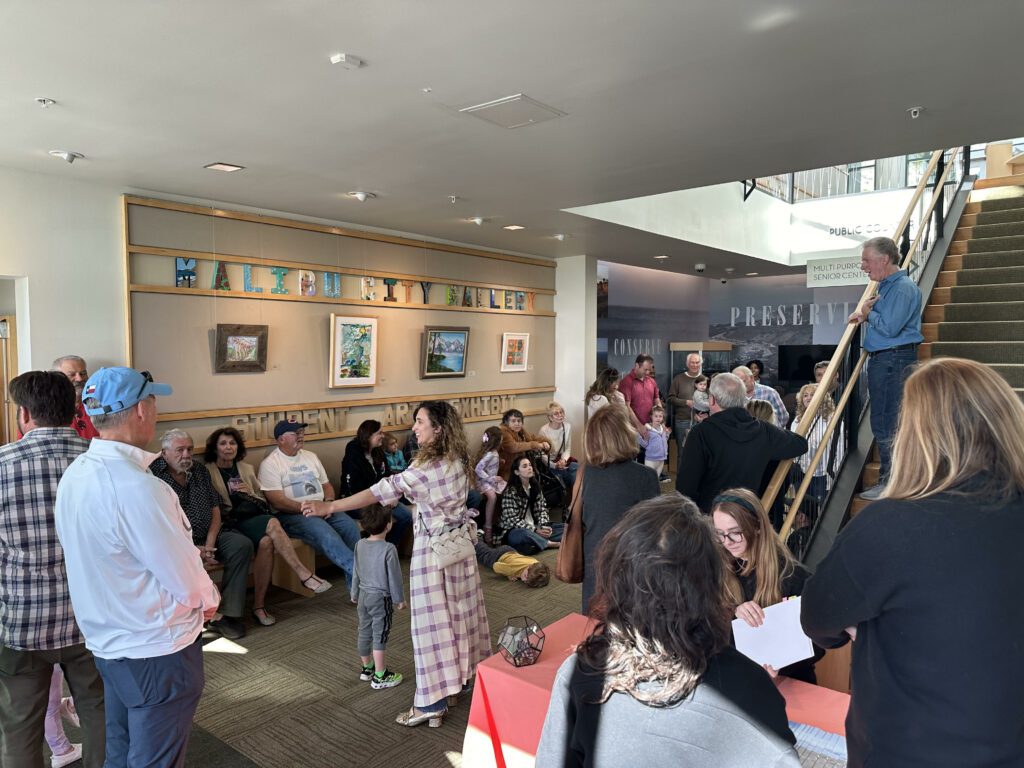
[193,546,581,768]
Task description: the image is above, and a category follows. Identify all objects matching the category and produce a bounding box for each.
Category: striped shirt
[0,427,89,650]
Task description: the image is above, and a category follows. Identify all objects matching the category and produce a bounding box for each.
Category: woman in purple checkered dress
[302,400,490,728]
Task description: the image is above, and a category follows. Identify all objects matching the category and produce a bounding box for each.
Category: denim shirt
[862,270,923,352]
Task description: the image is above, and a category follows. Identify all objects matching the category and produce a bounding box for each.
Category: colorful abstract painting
[500,332,530,372]
[330,314,377,387]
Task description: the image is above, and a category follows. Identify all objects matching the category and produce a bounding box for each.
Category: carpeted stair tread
[978,195,1024,213]
[949,283,1024,303]
[943,301,1024,322]
[961,251,1024,270]
[966,234,1024,254]
[971,221,1024,239]
[954,265,1024,286]
[937,321,1024,342]
[976,208,1024,226]
[930,341,1024,364]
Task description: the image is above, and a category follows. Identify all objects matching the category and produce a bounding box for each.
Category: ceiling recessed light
[49,150,83,164]
[553,234,568,241]
[503,225,525,231]
[725,267,735,273]
[469,217,485,226]
[746,272,759,276]
[329,52,364,69]
[35,97,56,108]
[653,254,669,260]
[204,162,244,172]
[348,191,377,202]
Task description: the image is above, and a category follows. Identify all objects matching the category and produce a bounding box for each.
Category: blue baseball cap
[273,419,308,439]
[82,367,173,416]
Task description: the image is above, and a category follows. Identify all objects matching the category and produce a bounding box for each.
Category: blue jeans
[278,511,361,581]
[549,462,578,490]
[505,523,564,555]
[867,347,917,481]
[94,639,204,768]
[674,419,692,477]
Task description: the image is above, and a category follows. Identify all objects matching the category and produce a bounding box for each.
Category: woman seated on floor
[339,419,412,547]
[497,454,564,554]
[538,400,578,489]
[536,494,798,768]
[204,427,331,626]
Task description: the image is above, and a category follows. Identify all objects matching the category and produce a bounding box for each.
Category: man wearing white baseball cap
[55,368,220,768]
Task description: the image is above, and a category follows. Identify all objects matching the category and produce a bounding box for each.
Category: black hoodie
[677,407,807,513]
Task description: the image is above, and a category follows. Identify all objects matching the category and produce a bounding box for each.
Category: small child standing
[639,405,670,481]
[352,504,406,689]
[474,426,506,545]
[383,434,407,473]
[692,374,710,413]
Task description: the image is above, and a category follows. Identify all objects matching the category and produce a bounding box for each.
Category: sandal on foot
[301,574,333,594]
[395,707,445,728]
[252,607,277,626]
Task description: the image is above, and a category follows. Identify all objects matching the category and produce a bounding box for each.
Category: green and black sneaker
[359,664,375,682]
[371,669,403,690]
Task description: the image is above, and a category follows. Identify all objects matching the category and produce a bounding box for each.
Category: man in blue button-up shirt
[848,236,923,499]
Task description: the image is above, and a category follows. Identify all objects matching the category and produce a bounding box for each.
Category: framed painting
[421,326,470,379]
[329,314,378,387]
[500,332,529,373]
[215,324,268,373]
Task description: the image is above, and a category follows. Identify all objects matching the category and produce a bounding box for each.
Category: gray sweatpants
[356,590,394,654]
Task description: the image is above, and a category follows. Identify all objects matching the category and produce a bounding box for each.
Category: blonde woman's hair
[712,488,797,608]
[546,400,565,417]
[745,399,775,426]
[584,405,638,467]
[887,358,1024,501]
[794,383,835,423]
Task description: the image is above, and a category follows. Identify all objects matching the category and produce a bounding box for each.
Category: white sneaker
[859,483,886,500]
[51,743,82,768]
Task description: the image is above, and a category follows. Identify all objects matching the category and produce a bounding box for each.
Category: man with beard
[52,355,99,440]
[151,429,253,640]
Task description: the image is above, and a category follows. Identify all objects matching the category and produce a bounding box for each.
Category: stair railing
[762,146,965,544]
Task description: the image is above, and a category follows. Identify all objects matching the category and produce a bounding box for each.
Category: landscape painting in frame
[214,324,268,373]
[500,332,529,373]
[421,326,470,379]
[329,314,378,388]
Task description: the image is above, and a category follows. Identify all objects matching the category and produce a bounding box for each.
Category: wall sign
[805,256,870,288]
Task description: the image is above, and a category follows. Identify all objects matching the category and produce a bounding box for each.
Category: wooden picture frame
[500,332,530,373]
[215,324,268,373]
[329,314,378,388]
[421,326,470,379]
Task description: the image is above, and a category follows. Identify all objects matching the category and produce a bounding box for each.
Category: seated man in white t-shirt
[257,419,360,587]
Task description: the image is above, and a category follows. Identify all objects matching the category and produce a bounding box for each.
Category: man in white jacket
[56,367,220,768]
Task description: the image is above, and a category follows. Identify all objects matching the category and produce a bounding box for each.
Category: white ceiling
[2,0,1021,276]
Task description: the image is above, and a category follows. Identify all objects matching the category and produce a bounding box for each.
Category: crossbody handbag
[420,512,476,570]
[555,464,586,584]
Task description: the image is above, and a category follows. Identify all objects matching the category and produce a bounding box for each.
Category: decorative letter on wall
[322,272,341,298]
[419,282,432,304]
[211,261,231,291]
[175,257,196,288]
[401,280,415,302]
[384,278,398,302]
[270,267,289,294]
[298,270,317,297]
[243,265,263,293]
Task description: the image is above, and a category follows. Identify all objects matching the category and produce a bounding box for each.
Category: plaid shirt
[0,427,89,650]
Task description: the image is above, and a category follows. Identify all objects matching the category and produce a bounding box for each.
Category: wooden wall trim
[130,283,557,317]
[125,195,556,269]
[155,386,556,422]
[128,244,557,295]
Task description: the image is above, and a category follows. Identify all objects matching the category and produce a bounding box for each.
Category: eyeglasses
[715,529,744,544]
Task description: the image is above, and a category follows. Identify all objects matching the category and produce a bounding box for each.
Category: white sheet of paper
[732,596,814,670]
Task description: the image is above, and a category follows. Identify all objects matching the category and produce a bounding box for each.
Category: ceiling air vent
[458,94,566,129]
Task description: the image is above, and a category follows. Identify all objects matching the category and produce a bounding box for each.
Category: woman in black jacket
[801,358,1024,767]
[340,420,412,546]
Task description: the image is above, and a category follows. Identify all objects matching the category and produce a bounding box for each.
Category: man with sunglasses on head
[55,367,220,768]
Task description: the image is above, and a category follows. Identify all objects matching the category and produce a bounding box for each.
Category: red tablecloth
[463,612,850,767]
